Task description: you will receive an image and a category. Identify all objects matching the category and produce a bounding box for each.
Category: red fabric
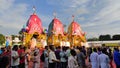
[18,49,25,63]
[71,21,84,36]
[27,14,43,34]
[1,51,11,67]
[53,18,64,35]
[1,52,8,57]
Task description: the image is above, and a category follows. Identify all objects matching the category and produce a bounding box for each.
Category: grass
[105,43,120,47]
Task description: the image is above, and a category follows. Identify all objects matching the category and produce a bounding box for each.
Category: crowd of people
[0,44,120,68]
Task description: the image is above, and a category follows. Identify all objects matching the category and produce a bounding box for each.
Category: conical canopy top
[48,18,64,36]
[68,21,85,36]
[26,13,43,34]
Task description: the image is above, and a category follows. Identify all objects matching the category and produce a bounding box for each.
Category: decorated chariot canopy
[48,17,64,36]
[68,16,86,43]
[68,21,85,36]
[22,8,45,47]
[26,12,43,34]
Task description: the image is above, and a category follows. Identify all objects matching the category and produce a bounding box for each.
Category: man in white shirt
[98,48,110,68]
[68,49,79,68]
[11,45,20,68]
[48,45,60,68]
[90,48,99,68]
[59,47,68,68]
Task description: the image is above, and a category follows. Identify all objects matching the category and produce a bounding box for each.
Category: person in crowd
[77,47,86,68]
[48,45,60,68]
[108,48,113,68]
[44,46,49,68]
[66,47,71,57]
[18,45,25,68]
[1,47,8,57]
[0,48,2,61]
[34,46,40,61]
[33,51,40,68]
[104,47,109,55]
[25,46,31,68]
[55,46,61,68]
[0,48,2,55]
[0,46,11,68]
[97,47,102,55]
[25,45,31,54]
[75,46,80,54]
[87,47,92,62]
[68,49,79,68]
[6,46,11,68]
[0,56,10,68]
[11,45,20,68]
[113,47,120,68]
[60,46,68,68]
[98,48,110,68]
[81,46,86,56]
[25,45,31,68]
[90,48,99,68]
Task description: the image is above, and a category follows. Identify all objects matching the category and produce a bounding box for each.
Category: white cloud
[0,0,14,11]
[46,0,89,15]
[81,0,120,38]
[78,17,85,21]
[0,0,28,35]
[46,0,120,38]
[84,0,120,27]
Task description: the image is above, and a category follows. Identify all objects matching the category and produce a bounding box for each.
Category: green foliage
[99,34,111,41]
[112,34,120,40]
[19,30,22,35]
[87,37,99,41]
[105,43,119,47]
[0,34,5,45]
[11,35,17,40]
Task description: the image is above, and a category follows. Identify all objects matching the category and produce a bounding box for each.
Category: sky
[0,0,120,38]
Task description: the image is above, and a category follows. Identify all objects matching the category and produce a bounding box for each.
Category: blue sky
[0,0,120,38]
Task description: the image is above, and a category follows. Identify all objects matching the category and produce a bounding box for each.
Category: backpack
[40,52,45,62]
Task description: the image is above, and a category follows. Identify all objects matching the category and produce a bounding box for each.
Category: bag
[40,53,45,62]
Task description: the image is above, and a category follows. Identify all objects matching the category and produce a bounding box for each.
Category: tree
[105,34,111,40]
[19,30,22,35]
[99,34,111,41]
[87,37,99,41]
[11,35,17,40]
[99,35,104,41]
[112,34,120,40]
[0,34,5,45]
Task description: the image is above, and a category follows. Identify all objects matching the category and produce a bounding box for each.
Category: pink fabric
[27,14,43,34]
[71,21,84,36]
[53,18,64,35]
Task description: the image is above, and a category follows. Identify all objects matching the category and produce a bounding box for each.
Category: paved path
[29,59,116,68]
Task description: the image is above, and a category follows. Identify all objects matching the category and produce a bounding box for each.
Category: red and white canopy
[68,21,85,36]
[26,13,43,34]
[48,18,64,36]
